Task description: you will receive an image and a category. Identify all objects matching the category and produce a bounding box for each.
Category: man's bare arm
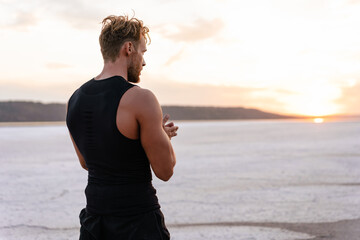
[135,89,176,181]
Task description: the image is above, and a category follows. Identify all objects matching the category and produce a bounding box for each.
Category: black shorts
[79,208,170,240]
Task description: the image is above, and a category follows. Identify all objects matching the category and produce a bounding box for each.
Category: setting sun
[313,118,324,123]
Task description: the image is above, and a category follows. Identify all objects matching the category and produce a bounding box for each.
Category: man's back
[66,76,160,216]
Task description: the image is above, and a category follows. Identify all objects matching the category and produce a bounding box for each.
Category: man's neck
[95,59,128,81]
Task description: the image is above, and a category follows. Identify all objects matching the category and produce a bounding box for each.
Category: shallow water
[1,119,360,239]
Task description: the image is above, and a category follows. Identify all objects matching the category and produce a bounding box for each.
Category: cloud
[3,11,38,31]
[336,80,360,115]
[159,18,224,42]
[0,0,103,31]
[165,48,185,66]
[273,88,300,95]
[348,0,360,4]
[56,6,104,30]
[40,0,105,30]
[45,62,72,70]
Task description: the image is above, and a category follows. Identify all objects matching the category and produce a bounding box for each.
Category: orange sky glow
[0,0,360,117]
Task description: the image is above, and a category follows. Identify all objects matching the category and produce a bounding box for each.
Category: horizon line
[1,100,359,118]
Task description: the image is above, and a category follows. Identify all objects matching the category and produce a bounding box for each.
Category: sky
[0,0,359,116]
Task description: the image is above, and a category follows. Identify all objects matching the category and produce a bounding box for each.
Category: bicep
[136,91,174,180]
[139,104,169,152]
[138,92,170,156]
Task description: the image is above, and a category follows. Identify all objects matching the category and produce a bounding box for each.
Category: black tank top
[66,75,160,216]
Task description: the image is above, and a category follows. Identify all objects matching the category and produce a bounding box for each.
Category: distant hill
[0,101,293,122]
[161,106,292,120]
[0,101,67,122]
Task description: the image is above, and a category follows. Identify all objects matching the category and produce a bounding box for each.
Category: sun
[313,118,324,123]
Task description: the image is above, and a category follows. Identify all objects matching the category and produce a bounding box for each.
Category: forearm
[169,142,176,167]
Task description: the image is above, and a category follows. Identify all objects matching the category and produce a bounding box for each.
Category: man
[66,15,178,240]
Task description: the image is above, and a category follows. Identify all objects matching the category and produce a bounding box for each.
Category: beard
[127,54,142,83]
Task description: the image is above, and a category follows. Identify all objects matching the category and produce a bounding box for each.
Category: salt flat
[1,119,359,239]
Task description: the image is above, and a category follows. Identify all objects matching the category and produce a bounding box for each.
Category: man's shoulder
[124,86,161,116]
[127,86,158,105]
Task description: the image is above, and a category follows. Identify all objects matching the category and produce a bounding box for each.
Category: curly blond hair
[99,15,150,62]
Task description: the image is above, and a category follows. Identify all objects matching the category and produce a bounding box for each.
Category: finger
[165,125,178,130]
[166,126,178,132]
[165,122,174,127]
[162,114,170,125]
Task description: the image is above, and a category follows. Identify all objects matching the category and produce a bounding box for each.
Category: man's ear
[123,41,133,56]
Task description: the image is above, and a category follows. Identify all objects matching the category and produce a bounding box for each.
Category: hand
[162,114,179,140]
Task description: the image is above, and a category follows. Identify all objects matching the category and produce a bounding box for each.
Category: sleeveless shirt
[66,75,160,216]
